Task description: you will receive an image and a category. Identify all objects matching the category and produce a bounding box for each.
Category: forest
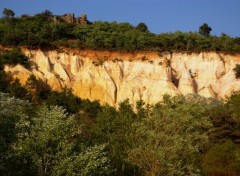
[0,9,240,52]
[1,9,240,176]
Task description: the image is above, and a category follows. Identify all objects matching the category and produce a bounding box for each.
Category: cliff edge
[4,48,240,106]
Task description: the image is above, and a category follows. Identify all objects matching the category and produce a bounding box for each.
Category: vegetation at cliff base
[0,8,240,52]
[0,93,111,176]
[1,87,240,175]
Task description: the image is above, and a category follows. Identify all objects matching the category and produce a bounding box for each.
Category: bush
[234,64,240,79]
[0,48,31,69]
[46,89,82,114]
[202,141,240,176]
[0,12,240,52]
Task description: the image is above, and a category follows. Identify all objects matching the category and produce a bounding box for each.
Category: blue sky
[0,0,239,37]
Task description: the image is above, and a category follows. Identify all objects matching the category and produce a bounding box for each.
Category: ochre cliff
[4,48,240,106]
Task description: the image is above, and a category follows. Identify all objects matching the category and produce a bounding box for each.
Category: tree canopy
[199,23,212,37]
[0,93,112,176]
[136,22,149,32]
[0,9,239,52]
[1,90,240,175]
[2,8,15,18]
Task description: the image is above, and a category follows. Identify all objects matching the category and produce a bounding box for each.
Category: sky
[0,0,239,37]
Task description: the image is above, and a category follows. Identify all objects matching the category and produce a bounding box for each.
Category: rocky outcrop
[53,13,89,25]
[76,14,88,25]
[178,63,196,95]
[62,13,75,23]
[4,48,240,106]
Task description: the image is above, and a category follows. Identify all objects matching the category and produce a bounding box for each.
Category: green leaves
[136,22,149,33]
[0,48,31,69]
[93,100,137,175]
[46,89,82,114]
[199,23,212,37]
[53,144,112,176]
[2,8,15,18]
[202,141,240,175]
[13,105,75,175]
[126,95,213,176]
[0,93,32,175]
[1,90,240,175]
[0,10,239,52]
[0,94,112,176]
[93,95,217,175]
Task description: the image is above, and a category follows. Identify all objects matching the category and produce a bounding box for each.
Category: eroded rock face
[76,14,88,25]
[52,13,88,25]
[4,48,240,106]
[63,13,75,23]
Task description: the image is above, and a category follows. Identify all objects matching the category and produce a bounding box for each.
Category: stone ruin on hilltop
[53,13,89,25]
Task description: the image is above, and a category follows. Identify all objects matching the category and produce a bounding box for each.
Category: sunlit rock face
[4,48,240,106]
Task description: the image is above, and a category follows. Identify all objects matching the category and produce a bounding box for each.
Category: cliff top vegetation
[0,8,240,53]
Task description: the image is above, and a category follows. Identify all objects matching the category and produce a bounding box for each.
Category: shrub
[202,141,240,176]
[233,64,240,79]
[0,48,31,69]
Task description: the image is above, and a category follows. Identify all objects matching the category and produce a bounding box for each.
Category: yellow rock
[3,48,240,106]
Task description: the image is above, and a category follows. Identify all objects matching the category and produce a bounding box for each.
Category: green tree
[172,31,186,50]
[8,78,29,100]
[14,105,112,176]
[0,93,33,175]
[199,23,212,37]
[227,91,240,118]
[35,9,53,21]
[53,144,112,176]
[202,141,240,176]
[93,100,137,175]
[80,99,101,117]
[25,74,42,102]
[126,95,213,176]
[0,48,31,69]
[2,8,15,18]
[51,23,71,40]
[0,71,10,92]
[207,96,240,146]
[136,22,149,33]
[0,93,112,175]
[0,10,240,52]
[46,89,82,114]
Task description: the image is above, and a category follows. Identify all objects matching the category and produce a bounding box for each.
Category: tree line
[0,8,240,52]
[1,91,240,176]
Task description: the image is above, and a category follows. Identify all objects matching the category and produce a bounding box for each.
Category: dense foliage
[0,9,240,52]
[126,96,213,176]
[0,93,111,176]
[0,49,31,99]
[198,23,212,37]
[1,91,240,176]
[0,48,31,69]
